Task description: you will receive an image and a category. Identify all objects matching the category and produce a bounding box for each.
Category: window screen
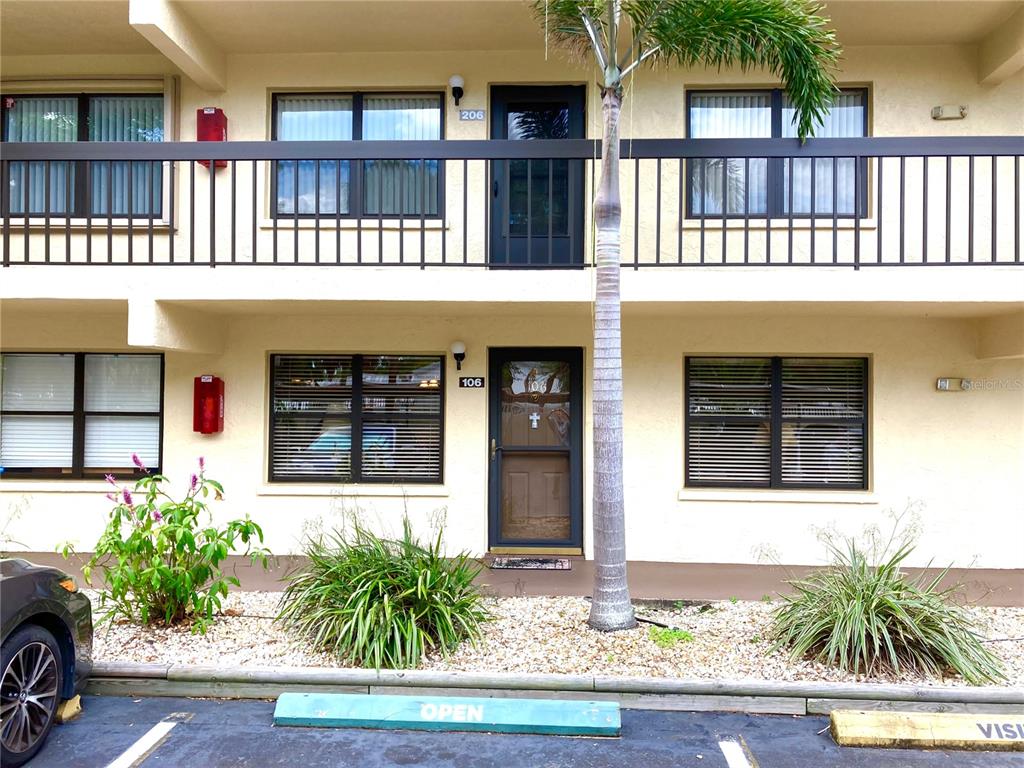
[686,357,866,489]
[270,354,443,483]
[0,352,163,478]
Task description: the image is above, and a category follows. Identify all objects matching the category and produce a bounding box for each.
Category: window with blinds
[0,353,163,478]
[687,89,867,218]
[685,357,867,489]
[270,354,443,483]
[1,93,164,217]
[272,92,442,218]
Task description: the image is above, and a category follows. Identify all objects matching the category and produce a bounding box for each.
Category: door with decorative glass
[488,348,583,550]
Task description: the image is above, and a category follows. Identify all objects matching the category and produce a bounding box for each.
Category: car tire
[1,624,64,767]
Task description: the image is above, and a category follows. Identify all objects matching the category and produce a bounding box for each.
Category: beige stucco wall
[2,305,1021,569]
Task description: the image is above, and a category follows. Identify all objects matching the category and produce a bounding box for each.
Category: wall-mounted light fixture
[449,75,465,106]
[451,341,467,371]
[931,105,967,121]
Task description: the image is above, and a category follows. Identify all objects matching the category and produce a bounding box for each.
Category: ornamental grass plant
[769,536,1004,685]
[276,517,489,669]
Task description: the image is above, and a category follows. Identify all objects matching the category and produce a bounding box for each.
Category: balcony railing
[2,137,1021,268]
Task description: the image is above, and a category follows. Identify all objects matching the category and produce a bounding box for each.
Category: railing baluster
[463,158,469,265]
[898,155,905,263]
[420,159,426,269]
[787,157,794,264]
[293,160,299,263]
[441,160,447,264]
[547,158,553,266]
[877,156,883,265]
[399,161,405,264]
[230,159,236,264]
[208,157,215,267]
[699,161,705,264]
[23,161,29,264]
[945,155,951,263]
[656,157,662,265]
[165,160,170,263]
[743,156,749,264]
[991,155,997,263]
[922,156,928,263]
[503,158,510,265]
[634,159,640,266]
[854,156,861,270]
[314,159,320,264]
[526,155,532,265]
[44,160,51,263]
[149,160,156,263]
[1016,155,1020,263]
[810,157,816,263]
[347,161,353,265]
[127,159,133,264]
[968,155,975,263]
[109,160,116,263]
[721,157,727,264]
[65,161,72,263]
[677,158,683,265]
[2,160,9,266]
[251,160,257,263]
[273,163,279,263]
[378,161,384,264]
[830,156,837,263]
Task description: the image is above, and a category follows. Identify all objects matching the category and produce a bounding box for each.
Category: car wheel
[1,625,64,767]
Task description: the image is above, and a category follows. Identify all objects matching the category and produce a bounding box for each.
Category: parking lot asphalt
[31,695,1024,767]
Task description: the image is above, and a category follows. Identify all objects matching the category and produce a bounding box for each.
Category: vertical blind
[0,353,162,476]
[689,92,771,215]
[273,93,442,217]
[270,354,443,483]
[686,357,866,488]
[687,89,866,217]
[3,94,164,217]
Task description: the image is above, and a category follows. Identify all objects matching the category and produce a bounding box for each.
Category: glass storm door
[489,86,585,266]
[488,348,583,549]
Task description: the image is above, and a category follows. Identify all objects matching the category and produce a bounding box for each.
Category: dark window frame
[0,351,165,480]
[684,88,870,220]
[268,353,445,484]
[1,92,165,220]
[684,356,868,490]
[269,91,446,220]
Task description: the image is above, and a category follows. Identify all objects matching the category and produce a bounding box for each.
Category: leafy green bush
[769,538,1003,684]
[276,518,489,669]
[67,456,268,633]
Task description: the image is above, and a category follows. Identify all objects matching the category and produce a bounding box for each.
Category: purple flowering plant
[67,457,269,633]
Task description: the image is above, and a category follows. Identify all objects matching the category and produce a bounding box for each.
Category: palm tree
[532,0,840,631]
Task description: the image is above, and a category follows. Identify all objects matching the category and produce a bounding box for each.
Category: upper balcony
[2,135,1022,270]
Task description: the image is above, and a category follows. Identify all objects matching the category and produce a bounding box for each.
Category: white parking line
[104,719,178,768]
[718,739,754,768]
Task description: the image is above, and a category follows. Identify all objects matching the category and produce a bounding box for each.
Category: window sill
[259,218,448,232]
[678,488,877,505]
[8,218,172,232]
[682,218,877,232]
[257,483,449,498]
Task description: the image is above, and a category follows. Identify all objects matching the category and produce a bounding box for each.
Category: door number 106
[459,377,485,388]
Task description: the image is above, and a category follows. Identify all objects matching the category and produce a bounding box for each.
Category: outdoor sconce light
[449,75,465,106]
[451,341,467,371]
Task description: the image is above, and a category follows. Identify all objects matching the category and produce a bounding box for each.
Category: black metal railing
[2,136,1021,267]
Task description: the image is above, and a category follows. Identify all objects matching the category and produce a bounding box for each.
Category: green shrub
[648,626,694,648]
[276,518,489,669]
[67,457,268,633]
[769,538,1003,684]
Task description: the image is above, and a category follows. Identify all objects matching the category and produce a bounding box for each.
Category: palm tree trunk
[588,84,636,632]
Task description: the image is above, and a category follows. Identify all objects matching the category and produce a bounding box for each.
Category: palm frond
[531,0,610,64]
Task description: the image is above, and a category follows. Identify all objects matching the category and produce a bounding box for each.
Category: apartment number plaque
[459,377,485,388]
[459,109,485,121]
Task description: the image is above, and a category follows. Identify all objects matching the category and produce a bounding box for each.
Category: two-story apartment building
[1,0,1022,601]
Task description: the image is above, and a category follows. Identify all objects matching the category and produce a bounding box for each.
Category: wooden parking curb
[831,710,1024,751]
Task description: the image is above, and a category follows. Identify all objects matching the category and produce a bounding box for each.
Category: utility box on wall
[193,375,224,434]
[197,107,227,168]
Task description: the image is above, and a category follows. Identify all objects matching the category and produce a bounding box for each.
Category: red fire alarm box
[193,375,224,434]
[197,107,227,169]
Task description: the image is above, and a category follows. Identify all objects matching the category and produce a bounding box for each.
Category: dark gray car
[1,558,93,767]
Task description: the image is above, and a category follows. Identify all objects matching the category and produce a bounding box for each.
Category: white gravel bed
[86,591,1024,687]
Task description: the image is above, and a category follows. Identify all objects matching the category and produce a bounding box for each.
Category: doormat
[489,557,572,571]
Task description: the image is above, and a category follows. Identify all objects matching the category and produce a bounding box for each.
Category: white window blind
[275,95,353,215]
[0,353,162,477]
[4,97,77,215]
[270,354,443,483]
[686,357,866,489]
[363,95,441,216]
[89,95,164,216]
